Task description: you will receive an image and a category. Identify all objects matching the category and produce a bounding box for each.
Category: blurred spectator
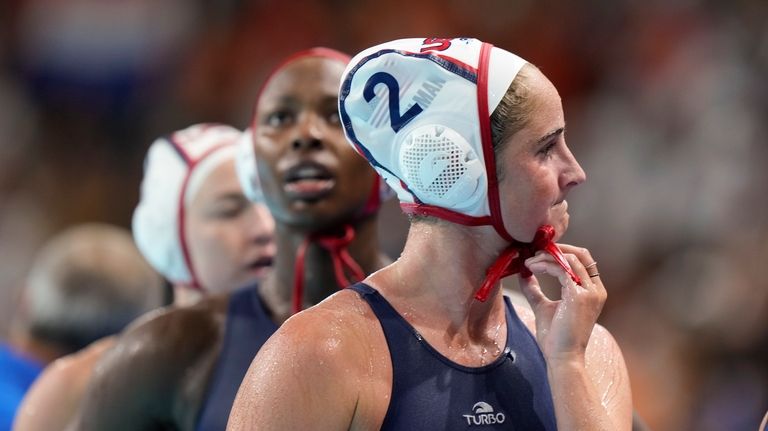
[0,223,164,431]
[0,72,45,338]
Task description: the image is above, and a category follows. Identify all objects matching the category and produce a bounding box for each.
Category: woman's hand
[519,244,606,364]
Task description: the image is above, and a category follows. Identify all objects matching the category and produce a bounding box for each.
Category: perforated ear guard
[235,129,264,203]
[398,123,485,212]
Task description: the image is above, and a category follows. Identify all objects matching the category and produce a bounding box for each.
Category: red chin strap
[292,225,365,314]
[474,225,582,302]
[472,45,579,301]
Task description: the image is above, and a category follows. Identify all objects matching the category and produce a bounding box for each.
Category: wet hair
[21,223,165,354]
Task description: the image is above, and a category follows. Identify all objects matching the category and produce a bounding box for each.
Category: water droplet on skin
[325,337,341,351]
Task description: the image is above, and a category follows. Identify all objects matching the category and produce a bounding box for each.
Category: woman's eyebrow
[534,126,565,146]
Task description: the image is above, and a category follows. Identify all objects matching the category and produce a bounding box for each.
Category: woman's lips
[283,161,336,201]
[284,178,336,198]
[245,256,273,277]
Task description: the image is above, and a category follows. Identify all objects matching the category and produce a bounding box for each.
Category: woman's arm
[520,245,632,431]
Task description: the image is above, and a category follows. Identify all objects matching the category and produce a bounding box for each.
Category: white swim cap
[132,124,242,288]
[235,129,264,203]
[340,38,526,241]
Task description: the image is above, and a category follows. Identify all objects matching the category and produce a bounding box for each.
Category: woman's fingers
[517,272,553,309]
[526,252,607,312]
[524,248,608,360]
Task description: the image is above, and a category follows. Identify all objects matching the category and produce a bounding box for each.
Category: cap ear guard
[398,123,486,211]
[235,129,264,203]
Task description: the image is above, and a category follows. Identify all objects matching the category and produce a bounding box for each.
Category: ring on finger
[584,261,600,278]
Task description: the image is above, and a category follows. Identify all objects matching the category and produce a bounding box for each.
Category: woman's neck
[172,285,204,306]
[366,221,513,367]
[369,221,508,329]
[260,215,387,324]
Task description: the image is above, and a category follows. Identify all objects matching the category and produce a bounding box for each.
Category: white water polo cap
[132,124,242,289]
[340,38,526,241]
[235,129,264,203]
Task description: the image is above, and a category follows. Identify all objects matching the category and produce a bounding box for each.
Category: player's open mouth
[284,161,336,201]
[247,256,273,270]
[246,256,273,276]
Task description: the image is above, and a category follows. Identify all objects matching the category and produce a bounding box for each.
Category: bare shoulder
[83,296,228,399]
[101,296,227,369]
[265,289,376,367]
[38,336,114,388]
[14,337,116,431]
[513,302,631,417]
[512,303,624,360]
[69,296,229,430]
[41,336,115,386]
[229,289,387,431]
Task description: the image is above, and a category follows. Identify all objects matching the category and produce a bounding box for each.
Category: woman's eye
[538,141,556,157]
[327,111,340,126]
[266,111,294,127]
[211,198,249,219]
[212,206,242,219]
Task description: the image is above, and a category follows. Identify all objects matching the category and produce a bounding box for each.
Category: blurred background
[0,0,766,429]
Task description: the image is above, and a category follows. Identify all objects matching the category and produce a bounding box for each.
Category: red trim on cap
[360,176,382,217]
[250,47,351,132]
[248,47,379,214]
[435,54,478,75]
[476,42,514,242]
[395,49,479,78]
[170,138,233,291]
[400,203,493,226]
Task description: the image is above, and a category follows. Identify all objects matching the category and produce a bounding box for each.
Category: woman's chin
[550,216,569,241]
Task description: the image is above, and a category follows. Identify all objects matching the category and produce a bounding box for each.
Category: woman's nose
[292,113,325,151]
[561,146,586,189]
[247,204,275,247]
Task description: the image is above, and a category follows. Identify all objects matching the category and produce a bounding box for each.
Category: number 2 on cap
[363,72,423,133]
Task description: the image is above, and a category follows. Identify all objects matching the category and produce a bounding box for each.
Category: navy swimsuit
[195,285,278,431]
[350,283,557,430]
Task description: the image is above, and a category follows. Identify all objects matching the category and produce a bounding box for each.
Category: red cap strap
[291,225,365,314]
[474,225,582,302]
[400,202,493,226]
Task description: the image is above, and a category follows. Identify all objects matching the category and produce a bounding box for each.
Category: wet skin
[68,56,388,431]
[227,65,632,431]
